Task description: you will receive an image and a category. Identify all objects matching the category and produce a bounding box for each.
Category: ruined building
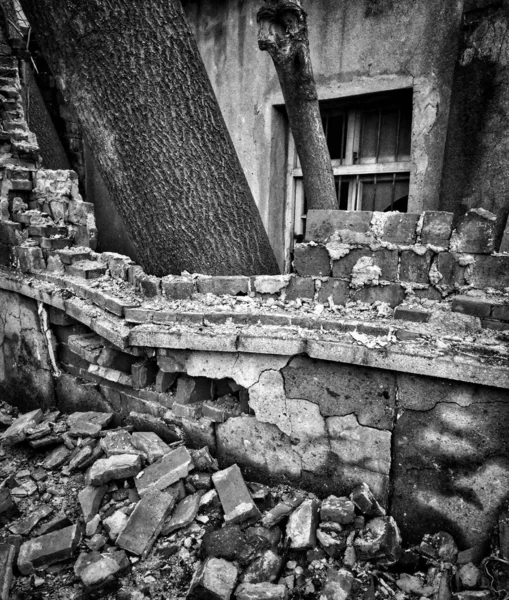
[0,0,508,571]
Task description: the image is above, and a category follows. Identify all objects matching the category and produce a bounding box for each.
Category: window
[291,89,413,241]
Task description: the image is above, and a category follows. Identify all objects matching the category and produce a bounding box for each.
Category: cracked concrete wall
[0,289,54,411]
[183,0,464,264]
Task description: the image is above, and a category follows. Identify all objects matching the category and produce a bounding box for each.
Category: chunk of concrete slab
[18,523,82,574]
[135,445,192,497]
[212,464,261,525]
[88,454,142,485]
[116,489,177,557]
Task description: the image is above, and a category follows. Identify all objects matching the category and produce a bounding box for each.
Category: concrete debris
[0,409,44,445]
[0,404,501,599]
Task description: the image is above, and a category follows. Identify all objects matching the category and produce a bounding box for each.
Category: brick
[197,276,249,296]
[492,304,509,321]
[305,210,374,243]
[452,296,493,318]
[17,524,82,575]
[394,306,431,323]
[0,544,16,600]
[78,485,108,523]
[469,255,509,290]
[175,375,212,404]
[236,583,289,600]
[202,394,248,423]
[125,307,154,324]
[40,237,71,250]
[55,248,90,264]
[420,211,454,247]
[316,278,349,306]
[399,250,433,283]
[293,244,331,277]
[128,411,182,444]
[252,275,290,295]
[187,557,238,600]
[135,445,192,496]
[132,361,158,390]
[49,306,76,326]
[88,454,143,485]
[42,445,71,470]
[286,498,320,549]
[332,248,370,278]
[36,513,73,536]
[93,290,140,317]
[450,208,497,254]
[67,411,113,437]
[9,505,54,536]
[68,333,104,364]
[161,275,195,299]
[380,213,420,244]
[436,252,466,287]
[351,284,405,308]
[0,409,44,445]
[117,488,177,556]
[66,260,106,279]
[15,245,46,272]
[97,346,136,373]
[212,464,261,525]
[172,400,203,419]
[481,319,509,331]
[0,220,22,244]
[138,274,161,298]
[161,492,201,535]
[181,416,216,452]
[284,276,315,301]
[131,432,170,464]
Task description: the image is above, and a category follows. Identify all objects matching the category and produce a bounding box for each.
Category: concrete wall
[182,0,464,268]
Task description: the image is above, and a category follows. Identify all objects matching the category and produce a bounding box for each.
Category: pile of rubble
[0,404,505,600]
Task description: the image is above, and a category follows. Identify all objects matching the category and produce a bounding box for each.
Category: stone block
[17,523,81,575]
[316,278,349,306]
[420,211,454,247]
[399,250,433,283]
[197,276,249,296]
[283,356,395,430]
[435,252,466,287]
[379,213,420,244]
[0,544,16,600]
[187,557,238,600]
[351,283,405,308]
[286,498,319,549]
[305,210,373,243]
[65,260,106,279]
[161,275,195,299]
[235,583,288,600]
[450,208,497,254]
[293,244,331,277]
[131,431,170,463]
[284,276,315,301]
[394,306,431,323]
[135,445,192,496]
[212,464,261,525]
[88,454,142,485]
[452,296,493,318]
[0,408,43,445]
[116,488,177,556]
[469,255,509,290]
[15,245,46,272]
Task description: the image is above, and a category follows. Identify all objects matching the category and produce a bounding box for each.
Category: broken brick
[156,370,178,394]
[320,496,355,525]
[65,259,107,279]
[241,550,283,584]
[132,360,158,390]
[175,375,212,404]
[100,430,139,457]
[286,498,319,549]
[78,485,108,523]
[80,554,121,591]
[42,445,72,470]
[17,523,82,575]
[161,492,201,535]
[235,582,289,600]
[116,488,177,556]
[9,504,53,536]
[131,431,170,464]
[135,445,192,496]
[89,454,143,486]
[212,464,261,525]
[354,516,402,563]
[0,409,44,445]
[67,411,113,437]
[187,557,238,600]
[350,483,386,516]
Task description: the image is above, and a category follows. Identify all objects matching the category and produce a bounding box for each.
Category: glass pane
[359,110,379,164]
[360,175,409,212]
[398,104,412,161]
[378,109,399,163]
[326,115,346,160]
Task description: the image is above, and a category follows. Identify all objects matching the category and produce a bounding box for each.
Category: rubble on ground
[0,401,506,600]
